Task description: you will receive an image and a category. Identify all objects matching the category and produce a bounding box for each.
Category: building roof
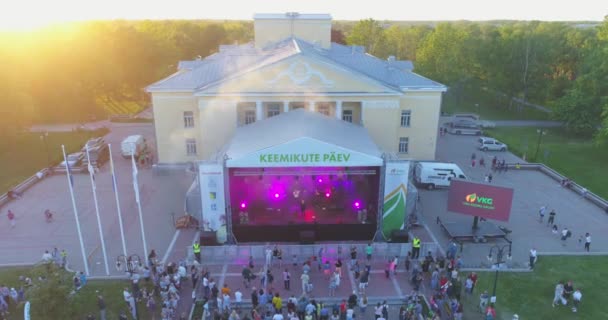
[225,109,382,160]
[253,13,332,20]
[147,37,445,92]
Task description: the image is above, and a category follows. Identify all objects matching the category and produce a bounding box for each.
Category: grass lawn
[484,127,608,199]
[0,265,159,319]
[0,128,109,194]
[462,256,608,319]
[442,87,550,121]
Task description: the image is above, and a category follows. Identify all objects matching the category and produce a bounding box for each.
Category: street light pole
[487,244,512,303]
[533,128,545,162]
[40,132,50,168]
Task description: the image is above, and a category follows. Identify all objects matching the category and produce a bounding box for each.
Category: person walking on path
[350,245,357,267]
[547,210,556,227]
[265,246,273,269]
[561,228,571,246]
[584,233,591,252]
[529,248,537,270]
[538,206,547,223]
[7,210,15,228]
[283,269,291,290]
[300,272,309,296]
[366,243,373,261]
[60,249,68,269]
[411,236,421,259]
[193,242,201,263]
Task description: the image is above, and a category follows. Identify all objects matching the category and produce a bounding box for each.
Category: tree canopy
[345,17,608,141]
[1,17,607,142]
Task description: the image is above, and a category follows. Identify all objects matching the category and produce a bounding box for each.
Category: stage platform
[436,216,510,243]
[233,222,377,242]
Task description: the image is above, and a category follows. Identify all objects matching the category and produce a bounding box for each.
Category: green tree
[384,25,431,61]
[346,19,389,58]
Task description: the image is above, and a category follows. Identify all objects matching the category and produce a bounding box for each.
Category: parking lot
[0,123,192,276]
[420,128,608,268]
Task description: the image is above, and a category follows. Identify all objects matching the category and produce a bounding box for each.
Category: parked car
[478,137,508,151]
[60,152,84,167]
[447,119,483,135]
[121,135,145,158]
[452,113,480,121]
[479,120,496,128]
[81,137,105,151]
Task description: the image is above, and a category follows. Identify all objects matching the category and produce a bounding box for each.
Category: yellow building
[146,13,446,165]
[147,13,446,243]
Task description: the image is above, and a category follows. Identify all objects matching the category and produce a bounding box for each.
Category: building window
[398,137,409,153]
[400,110,411,127]
[186,139,197,156]
[184,111,194,128]
[245,110,256,124]
[342,110,353,123]
[289,102,305,110]
[318,105,330,116]
[267,105,281,117]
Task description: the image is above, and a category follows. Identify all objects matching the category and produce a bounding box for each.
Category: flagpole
[62,145,89,276]
[108,144,128,262]
[86,144,110,276]
[131,150,149,264]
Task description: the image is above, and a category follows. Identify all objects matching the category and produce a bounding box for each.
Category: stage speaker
[390,230,409,243]
[299,231,316,244]
[200,231,217,246]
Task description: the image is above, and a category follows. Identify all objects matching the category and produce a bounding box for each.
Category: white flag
[86,145,96,189]
[131,153,140,203]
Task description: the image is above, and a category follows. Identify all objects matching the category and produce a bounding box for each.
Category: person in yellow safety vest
[193,242,201,263]
[412,237,421,259]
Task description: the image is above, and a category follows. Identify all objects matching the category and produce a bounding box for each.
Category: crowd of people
[193,244,445,320]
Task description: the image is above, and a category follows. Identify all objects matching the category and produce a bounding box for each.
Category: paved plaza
[0,123,192,276]
[424,130,608,268]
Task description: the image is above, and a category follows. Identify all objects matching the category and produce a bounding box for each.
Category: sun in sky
[1,0,605,31]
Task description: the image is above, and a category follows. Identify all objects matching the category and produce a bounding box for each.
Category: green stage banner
[199,162,226,237]
[382,161,410,239]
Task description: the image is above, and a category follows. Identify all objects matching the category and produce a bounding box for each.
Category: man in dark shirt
[547,210,556,226]
[563,281,574,303]
[251,288,259,309]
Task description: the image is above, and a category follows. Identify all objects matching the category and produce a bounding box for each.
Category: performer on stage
[300,199,306,217]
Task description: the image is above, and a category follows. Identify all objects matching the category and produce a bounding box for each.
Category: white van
[414,162,467,190]
[121,135,145,158]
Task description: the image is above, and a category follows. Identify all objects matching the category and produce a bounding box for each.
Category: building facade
[146,13,446,165]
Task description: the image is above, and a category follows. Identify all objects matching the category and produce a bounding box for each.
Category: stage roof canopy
[225,109,383,168]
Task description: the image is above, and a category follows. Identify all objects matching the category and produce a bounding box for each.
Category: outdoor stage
[229,166,380,242]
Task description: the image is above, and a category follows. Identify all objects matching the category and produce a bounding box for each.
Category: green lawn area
[484,127,608,199]
[0,265,159,319]
[0,128,109,194]
[463,256,608,319]
[442,87,551,121]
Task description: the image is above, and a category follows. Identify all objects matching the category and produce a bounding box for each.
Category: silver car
[478,137,507,151]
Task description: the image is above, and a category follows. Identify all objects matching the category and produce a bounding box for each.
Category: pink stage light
[325,192,331,198]
[318,178,323,183]
[274,193,280,199]
[240,202,246,209]
[354,201,361,208]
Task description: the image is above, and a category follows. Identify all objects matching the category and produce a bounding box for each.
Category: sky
[1,0,606,30]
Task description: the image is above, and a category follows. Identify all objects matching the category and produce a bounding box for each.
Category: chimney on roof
[253,12,332,49]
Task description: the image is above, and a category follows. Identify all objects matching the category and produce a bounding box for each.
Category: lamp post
[40,132,50,168]
[487,244,512,304]
[533,128,547,162]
